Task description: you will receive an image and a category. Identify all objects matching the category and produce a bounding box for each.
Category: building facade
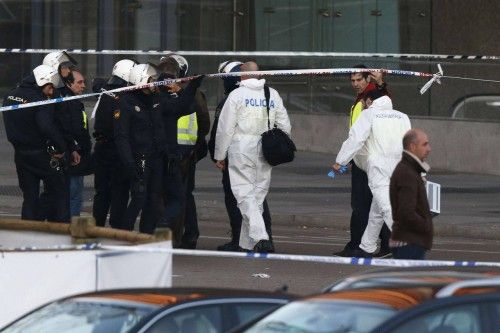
[1,0,499,119]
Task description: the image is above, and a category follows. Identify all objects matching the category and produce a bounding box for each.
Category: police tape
[97,245,500,268]
[0,243,99,252]
[1,48,499,61]
[2,243,499,268]
[0,67,440,113]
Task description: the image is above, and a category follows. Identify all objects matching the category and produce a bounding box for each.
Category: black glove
[188,75,205,89]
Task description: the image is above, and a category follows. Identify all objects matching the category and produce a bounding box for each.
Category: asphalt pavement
[1,146,500,294]
[193,150,500,241]
[1,149,500,241]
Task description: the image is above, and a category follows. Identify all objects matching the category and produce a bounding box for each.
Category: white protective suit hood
[369,95,393,110]
[239,78,266,89]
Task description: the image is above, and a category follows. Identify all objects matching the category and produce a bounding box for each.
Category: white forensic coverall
[336,95,411,253]
[214,78,291,250]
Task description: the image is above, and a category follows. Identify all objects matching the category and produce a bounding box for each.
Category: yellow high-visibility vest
[82,110,88,129]
[177,112,198,145]
[349,100,363,128]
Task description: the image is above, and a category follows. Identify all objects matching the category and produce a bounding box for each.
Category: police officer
[114,63,165,233]
[39,50,79,221]
[2,65,69,222]
[159,54,210,249]
[209,60,274,252]
[155,58,204,247]
[42,50,78,88]
[91,59,136,227]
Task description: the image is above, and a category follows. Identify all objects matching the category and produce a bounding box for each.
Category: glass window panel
[388,303,483,333]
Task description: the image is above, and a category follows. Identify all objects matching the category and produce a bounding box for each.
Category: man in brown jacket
[390,129,432,259]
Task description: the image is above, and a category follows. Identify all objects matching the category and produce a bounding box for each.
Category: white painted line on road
[200,235,500,255]
[200,235,348,247]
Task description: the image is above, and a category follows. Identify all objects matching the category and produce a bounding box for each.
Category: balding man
[214,61,291,253]
[389,129,433,259]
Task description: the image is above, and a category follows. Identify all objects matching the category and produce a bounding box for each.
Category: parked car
[0,287,294,333]
[323,267,500,292]
[231,276,500,333]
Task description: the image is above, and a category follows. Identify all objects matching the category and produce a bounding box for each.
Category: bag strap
[264,84,271,130]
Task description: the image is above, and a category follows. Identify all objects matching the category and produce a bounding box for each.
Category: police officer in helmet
[155,56,204,247]
[158,54,210,249]
[91,59,136,227]
[114,63,166,233]
[2,64,69,222]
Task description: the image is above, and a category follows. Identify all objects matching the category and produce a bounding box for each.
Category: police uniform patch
[113,110,120,119]
[135,105,141,112]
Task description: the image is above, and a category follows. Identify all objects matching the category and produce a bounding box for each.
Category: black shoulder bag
[261,85,296,166]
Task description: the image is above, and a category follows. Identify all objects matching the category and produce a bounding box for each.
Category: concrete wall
[290,113,500,175]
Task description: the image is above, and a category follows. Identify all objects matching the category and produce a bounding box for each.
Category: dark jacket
[390,151,433,250]
[114,90,166,167]
[208,96,228,162]
[56,86,93,175]
[193,90,210,160]
[2,74,67,153]
[156,82,199,155]
[93,82,124,142]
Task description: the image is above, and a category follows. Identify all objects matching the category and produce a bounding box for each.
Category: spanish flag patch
[113,110,120,120]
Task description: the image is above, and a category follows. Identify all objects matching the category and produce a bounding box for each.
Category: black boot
[253,240,275,253]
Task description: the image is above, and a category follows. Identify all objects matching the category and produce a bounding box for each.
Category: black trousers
[159,154,186,246]
[15,149,69,223]
[222,159,273,243]
[179,147,199,247]
[121,156,163,234]
[346,162,390,251]
[92,142,129,227]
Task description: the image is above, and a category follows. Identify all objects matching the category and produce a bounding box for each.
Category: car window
[0,300,155,333]
[450,95,500,120]
[233,303,281,323]
[386,304,483,333]
[231,303,283,326]
[492,303,500,328]
[245,300,396,333]
[145,305,221,333]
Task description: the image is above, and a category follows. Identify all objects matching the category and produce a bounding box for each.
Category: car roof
[324,267,500,292]
[310,286,440,310]
[371,292,500,333]
[64,287,294,307]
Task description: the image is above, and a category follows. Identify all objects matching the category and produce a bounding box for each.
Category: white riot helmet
[218,60,243,73]
[161,54,189,78]
[33,64,60,87]
[128,63,159,86]
[42,51,77,70]
[108,59,137,85]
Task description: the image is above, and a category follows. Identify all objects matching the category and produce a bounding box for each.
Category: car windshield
[1,298,158,333]
[243,299,396,333]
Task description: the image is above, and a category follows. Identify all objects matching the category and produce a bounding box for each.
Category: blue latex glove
[328,166,348,179]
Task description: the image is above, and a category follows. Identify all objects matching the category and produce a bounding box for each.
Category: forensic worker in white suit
[214,61,291,252]
[333,90,411,257]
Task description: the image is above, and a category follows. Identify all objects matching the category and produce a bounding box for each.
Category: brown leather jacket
[390,152,433,250]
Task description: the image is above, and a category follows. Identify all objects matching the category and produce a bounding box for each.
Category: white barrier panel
[96,242,172,290]
[0,241,172,328]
